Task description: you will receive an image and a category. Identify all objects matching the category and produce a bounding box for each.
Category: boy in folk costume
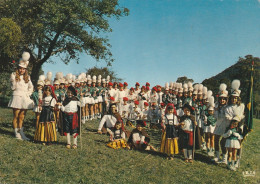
[31,76,45,129]
[106,121,127,149]
[160,104,179,160]
[156,85,163,105]
[117,82,126,116]
[203,94,217,156]
[107,82,118,109]
[145,86,151,103]
[34,85,58,145]
[162,82,171,105]
[147,102,161,129]
[129,100,142,121]
[120,97,130,120]
[59,86,82,149]
[127,120,151,150]
[127,87,137,108]
[222,116,243,171]
[142,102,150,120]
[179,104,197,163]
[123,82,129,95]
[150,87,159,105]
[134,82,141,95]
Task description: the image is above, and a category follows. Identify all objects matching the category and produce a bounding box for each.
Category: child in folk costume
[222,117,243,171]
[120,97,130,119]
[159,102,166,119]
[160,104,179,160]
[127,87,137,108]
[203,95,217,156]
[138,86,147,110]
[156,85,163,105]
[213,83,229,163]
[123,82,129,95]
[59,86,82,149]
[150,87,159,105]
[117,83,126,116]
[179,104,197,163]
[129,100,142,120]
[31,76,45,128]
[134,82,141,95]
[147,102,161,129]
[107,121,127,149]
[34,85,58,145]
[127,120,151,150]
[162,82,171,105]
[142,102,150,120]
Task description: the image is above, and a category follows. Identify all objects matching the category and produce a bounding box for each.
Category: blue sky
[42,0,260,87]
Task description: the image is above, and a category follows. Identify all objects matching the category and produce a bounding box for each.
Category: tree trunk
[30,63,43,87]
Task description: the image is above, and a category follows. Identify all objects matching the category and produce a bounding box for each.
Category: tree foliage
[0,0,129,84]
[86,66,122,82]
[176,76,194,84]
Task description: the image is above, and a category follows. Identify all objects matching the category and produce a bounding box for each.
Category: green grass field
[0,107,259,184]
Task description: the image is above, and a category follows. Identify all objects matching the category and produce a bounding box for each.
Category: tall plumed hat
[19,52,30,68]
[231,79,241,97]
[219,83,228,98]
[165,82,169,90]
[188,82,193,91]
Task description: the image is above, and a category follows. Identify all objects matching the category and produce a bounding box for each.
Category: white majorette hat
[102,78,106,83]
[53,80,60,85]
[106,75,110,83]
[183,83,188,92]
[231,79,241,97]
[37,75,45,86]
[193,84,199,95]
[203,86,208,99]
[165,82,169,90]
[206,90,213,102]
[59,78,66,84]
[92,75,97,83]
[208,96,215,111]
[88,78,92,84]
[169,82,173,90]
[97,75,102,83]
[55,72,63,80]
[188,82,193,91]
[219,83,228,98]
[19,52,30,68]
[198,84,203,95]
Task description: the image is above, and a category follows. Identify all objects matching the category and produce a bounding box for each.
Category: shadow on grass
[0,127,14,137]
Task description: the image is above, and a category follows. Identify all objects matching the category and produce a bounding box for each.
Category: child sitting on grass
[106,121,127,149]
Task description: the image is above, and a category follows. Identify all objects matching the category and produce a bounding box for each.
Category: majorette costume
[34,85,57,143]
[59,86,81,149]
[127,120,150,150]
[203,91,216,134]
[160,104,179,157]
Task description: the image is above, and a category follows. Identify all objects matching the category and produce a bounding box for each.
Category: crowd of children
[9,63,246,171]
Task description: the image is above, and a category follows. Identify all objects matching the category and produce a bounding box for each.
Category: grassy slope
[0,107,259,184]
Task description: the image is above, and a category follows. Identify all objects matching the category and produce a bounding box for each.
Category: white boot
[221,153,228,164]
[14,128,22,140]
[72,133,78,149]
[20,127,30,141]
[81,117,85,124]
[66,133,71,149]
[213,151,220,163]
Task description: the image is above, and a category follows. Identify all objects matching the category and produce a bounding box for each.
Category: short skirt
[8,95,34,109]
[225,139,240,149]
[204,125,215,133]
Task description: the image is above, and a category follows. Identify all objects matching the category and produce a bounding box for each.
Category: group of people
[8,52,245,171]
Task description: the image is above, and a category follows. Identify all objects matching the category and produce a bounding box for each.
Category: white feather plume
[39,75,45,81]
[98,75,102,79]
[107,75,110,81]
[55,72,63,80]
[203,86,208,95]
[47,72,52,81]
[93,75,96,80]
[169,82,173,88]
[207,90,213,98]
[193,84,199,91]
[198,84,203,91]
[165,82,169,89]
[72,75,76,81]
[208,96,215,107]
[231,79,240,90]
[66,73,73,80]
[219,83,227,91]
[183,83,188,89]
[22,52,30,61]
[187,81,193,88]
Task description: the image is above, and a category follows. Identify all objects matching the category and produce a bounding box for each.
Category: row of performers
[30,77,244,171]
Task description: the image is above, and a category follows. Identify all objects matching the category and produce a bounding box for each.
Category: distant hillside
[202,55,260,117]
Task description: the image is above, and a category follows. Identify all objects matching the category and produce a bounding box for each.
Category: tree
[86,66,122,82]
[0,0,129,84]
[176,76,194,84]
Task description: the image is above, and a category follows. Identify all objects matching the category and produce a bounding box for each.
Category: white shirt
[163,114,179,126]
[132,132,145,144]
[42,96,56,107]
[98,115,117,131]
[182,118,193,131]
[120,104,130,118]
[61,100,81,113]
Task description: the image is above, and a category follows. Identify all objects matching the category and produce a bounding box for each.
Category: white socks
[73,133,77,146]
[66,133,71,145]
[14,128,22,140]
[20,127,30,141]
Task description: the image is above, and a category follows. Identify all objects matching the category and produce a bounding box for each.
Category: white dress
[8,72,34,109]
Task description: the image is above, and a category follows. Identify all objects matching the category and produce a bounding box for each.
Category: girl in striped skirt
[34,85,57,145]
